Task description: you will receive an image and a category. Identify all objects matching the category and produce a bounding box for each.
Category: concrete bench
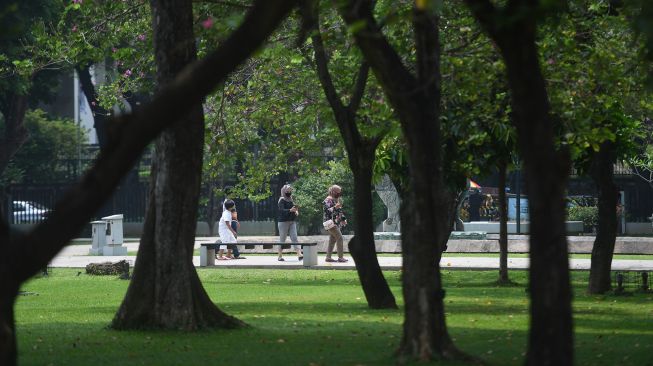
[199,242,318,267]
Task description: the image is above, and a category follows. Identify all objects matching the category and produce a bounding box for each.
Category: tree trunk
[0,1,294,362]
[588,141,617,294]
[349,144,397,309]
[503,39,573,366]
[0,281,18,366]
[463,2,574,362]
[112,0,243,330]
[336,1,463,361]
[498,158,509,283]
[76,63,109,149]
[0,93,29,176]
[399,186,458,361]
[306,5,396,309]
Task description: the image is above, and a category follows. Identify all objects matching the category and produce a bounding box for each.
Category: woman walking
[323,185,348,262]
[277,184,303,261]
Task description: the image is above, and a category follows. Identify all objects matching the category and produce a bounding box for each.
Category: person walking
[217,200,238,260]
[221,187,242,258]
[323,184,348,262]
[277,184,303,261]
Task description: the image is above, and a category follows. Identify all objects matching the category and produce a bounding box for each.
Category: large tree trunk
[349,144,397,309]
[504,46,573,366]
[588,141,617,294]
[112,0,243,330]
[336,1,463,361]
[464,3,574,364]
[0,1,295,363]
[0,275,18,365]
[498,159,510,283]
[504,35,573,366]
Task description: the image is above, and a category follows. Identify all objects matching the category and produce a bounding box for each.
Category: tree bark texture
[112,0,243,330]
[588,141,617,294]
[337,1,461,361]
[307,4,396,309]
[498,159,509,283]
[463,1,574,364]
[349,146,397,309]
[0,1,296,363]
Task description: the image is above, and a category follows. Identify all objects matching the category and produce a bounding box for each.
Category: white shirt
[218,210,236,243]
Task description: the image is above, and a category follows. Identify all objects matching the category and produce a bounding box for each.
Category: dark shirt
[323,197,347,228]
[278,198,296,222]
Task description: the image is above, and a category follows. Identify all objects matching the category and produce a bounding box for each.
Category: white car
[12,201,50,224]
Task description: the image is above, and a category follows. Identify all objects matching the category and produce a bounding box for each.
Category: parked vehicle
[12,201,50,224]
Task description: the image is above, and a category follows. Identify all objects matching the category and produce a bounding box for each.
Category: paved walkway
[50,237,653,271]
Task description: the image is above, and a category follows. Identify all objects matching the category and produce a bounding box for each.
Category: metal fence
[8,182,278,224]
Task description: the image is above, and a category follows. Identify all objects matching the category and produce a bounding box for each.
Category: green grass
[15,269,653,366]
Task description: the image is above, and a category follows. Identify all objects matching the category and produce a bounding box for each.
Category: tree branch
[348,61,369,113]
[462,0,501,41]
[305,1,346,113]
[334,0,417,107]
[7,0,299,284]
[413,4,440,99]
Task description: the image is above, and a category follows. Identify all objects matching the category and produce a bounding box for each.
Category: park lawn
[14,269,653,366]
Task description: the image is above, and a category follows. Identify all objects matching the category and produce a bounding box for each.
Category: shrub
[567,205,598,233]
[292,160,385,234]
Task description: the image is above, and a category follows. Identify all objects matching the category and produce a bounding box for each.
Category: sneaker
[278,257,285,261]
[337,257,348,263]
[325,258,337,262]
[298,256,304,261]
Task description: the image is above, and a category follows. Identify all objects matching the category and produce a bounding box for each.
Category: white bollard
[89,220,107,255]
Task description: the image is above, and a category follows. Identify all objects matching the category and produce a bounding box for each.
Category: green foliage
[567,205,599,233]
[290,159,386,234]
[540,2,652,168]
[292,160,354,234]
[1,109,87,184]
[201,14,342,202]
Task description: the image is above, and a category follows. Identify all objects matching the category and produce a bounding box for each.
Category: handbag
[322,219,336,230]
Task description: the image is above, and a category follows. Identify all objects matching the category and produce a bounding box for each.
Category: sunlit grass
[15,269,653,365]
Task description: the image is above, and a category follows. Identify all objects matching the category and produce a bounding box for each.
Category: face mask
[285,192,292,197]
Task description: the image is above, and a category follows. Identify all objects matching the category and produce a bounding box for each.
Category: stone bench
[199,242,318,267]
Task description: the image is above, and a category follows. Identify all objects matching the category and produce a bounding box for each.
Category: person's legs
[230,221,241,258]
[333,227,345,258]
[278,221,289,260]
[217,244,228,259]
[289,221,302,258]
[326,227,336,260]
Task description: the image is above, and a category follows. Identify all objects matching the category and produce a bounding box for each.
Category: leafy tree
[0,1,298,363]
[1,109,86,184]
[539,0,650,294]
[0,0,63,185]
[112,0,242,330]
[464,0,575,364]
[336,0,469,361]
[304,0,397,309]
